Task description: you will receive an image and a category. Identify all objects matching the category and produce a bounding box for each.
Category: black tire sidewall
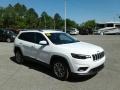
[15,51,23,64]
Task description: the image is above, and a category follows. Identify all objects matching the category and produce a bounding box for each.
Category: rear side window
[18,32,35,43]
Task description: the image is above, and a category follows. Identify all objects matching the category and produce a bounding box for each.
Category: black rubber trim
[71,64,104,76]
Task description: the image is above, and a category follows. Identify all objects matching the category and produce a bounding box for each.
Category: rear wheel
[15,51,23,64]
[52,60,69,81]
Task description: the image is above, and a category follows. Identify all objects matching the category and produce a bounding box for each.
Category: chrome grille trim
[92,52,104,61]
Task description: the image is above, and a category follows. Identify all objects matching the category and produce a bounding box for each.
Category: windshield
[45,32,79,45]
[106,23,114,27]
[115,25,120,28]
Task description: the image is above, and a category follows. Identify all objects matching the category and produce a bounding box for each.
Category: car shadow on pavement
[67,74,96,82]
[10,56,96,82]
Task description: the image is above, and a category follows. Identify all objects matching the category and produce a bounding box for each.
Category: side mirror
[39,40,47,45]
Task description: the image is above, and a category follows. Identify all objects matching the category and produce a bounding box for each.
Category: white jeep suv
[14,30,105,80]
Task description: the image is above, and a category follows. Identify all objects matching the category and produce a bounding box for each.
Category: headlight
[71,53,91,59]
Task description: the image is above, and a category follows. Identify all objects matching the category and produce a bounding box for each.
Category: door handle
[19,43,22,45]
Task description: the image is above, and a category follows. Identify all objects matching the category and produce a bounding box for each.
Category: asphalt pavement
[0,35,120,90]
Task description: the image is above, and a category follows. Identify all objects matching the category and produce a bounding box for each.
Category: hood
[56,42,104,55]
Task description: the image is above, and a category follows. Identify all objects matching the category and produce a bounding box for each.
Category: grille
[92,52,104,61]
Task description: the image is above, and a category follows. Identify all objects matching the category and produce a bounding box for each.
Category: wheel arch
[50,55,71,71]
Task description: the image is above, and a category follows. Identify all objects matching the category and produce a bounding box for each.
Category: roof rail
[37,29,43,32]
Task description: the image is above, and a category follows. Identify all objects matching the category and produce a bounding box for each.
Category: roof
[106,21,120,24]
[97,21,120,24]
[20,29,63,33]
[98,27,116,31]
[42,30,62,33]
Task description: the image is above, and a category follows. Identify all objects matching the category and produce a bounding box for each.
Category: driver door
[33,32,51,64]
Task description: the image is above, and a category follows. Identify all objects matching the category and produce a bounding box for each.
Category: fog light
[78,67,88,72]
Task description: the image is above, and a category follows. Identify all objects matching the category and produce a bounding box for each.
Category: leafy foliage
[0,3,76,29]
[0,3,96,34]
[78,20,96,34]
[54,13,64,29]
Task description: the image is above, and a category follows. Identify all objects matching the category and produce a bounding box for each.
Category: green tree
[14,3,27,16]
[40,11,54,29]
[14,3,27,28]
[0,3,80,30]
[84,20,96,30]
[2,4,16,28]
[66,18,78,29]
[79,20,96,34]
[54,13,64,29]
[25,8,38,28]
[40,12,48,29]
[0,7,4,27]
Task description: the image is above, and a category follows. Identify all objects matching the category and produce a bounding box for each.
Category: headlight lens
[71,53,91,59]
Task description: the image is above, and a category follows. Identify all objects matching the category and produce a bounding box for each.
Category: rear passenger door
[18,32,36,58]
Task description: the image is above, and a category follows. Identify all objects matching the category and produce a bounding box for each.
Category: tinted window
[0,30,3,34]
[96,24,105,29]
[106,24,114,27]
[35,33,47,44]
[115,25,120,28]
[45,33,79,45]
[19,32,35,43]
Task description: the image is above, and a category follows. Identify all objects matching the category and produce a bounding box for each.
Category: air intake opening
[78,67,88,72]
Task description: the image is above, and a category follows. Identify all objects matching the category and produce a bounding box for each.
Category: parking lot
[0,35,120,90]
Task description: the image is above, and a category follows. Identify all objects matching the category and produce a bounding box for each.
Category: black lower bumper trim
[72,64,104,76]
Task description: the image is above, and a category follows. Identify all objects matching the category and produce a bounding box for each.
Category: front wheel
[52,61,69,81]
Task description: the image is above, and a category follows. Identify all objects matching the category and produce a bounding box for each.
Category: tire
[52,60,69,81]
[6,38,11,43]
[15,51,23,64]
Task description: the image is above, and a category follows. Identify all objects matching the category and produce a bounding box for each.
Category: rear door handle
[19,43,22,45]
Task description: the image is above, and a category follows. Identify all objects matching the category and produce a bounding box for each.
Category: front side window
[35,33,47,44]
[45,32,79,45]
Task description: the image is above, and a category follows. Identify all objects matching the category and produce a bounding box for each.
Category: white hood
[56,42,104,55]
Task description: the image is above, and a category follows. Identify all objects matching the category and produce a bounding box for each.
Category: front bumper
[69,56,105,75]
[71,64,104,76]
